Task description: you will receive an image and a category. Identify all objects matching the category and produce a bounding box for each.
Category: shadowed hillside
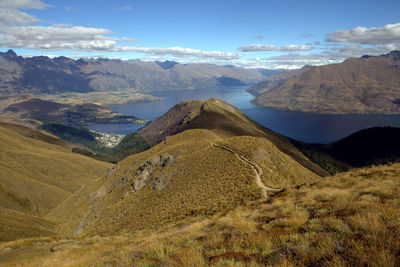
[322,126,400,167]
[138,98,329,177]
[293,126,400,175]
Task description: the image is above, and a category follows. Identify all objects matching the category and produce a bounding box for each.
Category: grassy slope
[1,162,399,266]
[0,122,112,215]
[48,129,319,237]
[0,207,55,242]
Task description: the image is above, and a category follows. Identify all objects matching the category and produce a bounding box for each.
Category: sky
[0,0,399,69]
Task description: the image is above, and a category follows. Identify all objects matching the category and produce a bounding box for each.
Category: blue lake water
[90,86,400,144]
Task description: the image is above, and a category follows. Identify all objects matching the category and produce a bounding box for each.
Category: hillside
[292,126,400,175]
[3,97,144,126]
[0,207,55,241]
[137,98,329,177]
[321,126,400,167]
[253,51,400,114]
[47,128,320,237]
[0,50,268,94]
[247,65,314,96]
[1,161,399,265]
[0,122,112,216]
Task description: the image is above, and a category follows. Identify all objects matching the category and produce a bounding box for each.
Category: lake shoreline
[88,86,400,144]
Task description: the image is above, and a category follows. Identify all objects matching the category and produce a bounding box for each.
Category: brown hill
[0,122,112,216]
[48,128,320,237]
[137,98,329,177]
[253,51,400,114]
[247,65,314,96]
[1,161,399,266]
[0,207,55,241]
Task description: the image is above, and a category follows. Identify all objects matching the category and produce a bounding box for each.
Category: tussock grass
[51,129,317,237]
[1,162,399,266]
[0,123,111,216]
[0,122,111,241]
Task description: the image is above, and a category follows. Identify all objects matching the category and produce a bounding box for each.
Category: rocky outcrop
[110,154,177,197]
[133,154,176,191]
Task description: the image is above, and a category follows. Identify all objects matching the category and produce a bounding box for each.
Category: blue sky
[0,0,399,68]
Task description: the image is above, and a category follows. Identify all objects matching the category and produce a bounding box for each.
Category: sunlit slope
[254,51,400,114]
[0,122,112,215]
[0,207,54,241]
[2,162,399,266]
[49,129,319,237]
[138,98,329,177]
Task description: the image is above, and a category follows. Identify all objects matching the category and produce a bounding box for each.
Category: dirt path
[208,141,281,198]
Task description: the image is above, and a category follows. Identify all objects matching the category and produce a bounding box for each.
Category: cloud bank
[130,46,241,60]
[326,23,400,45]
[238,44,312,52]
[0,0,238,60]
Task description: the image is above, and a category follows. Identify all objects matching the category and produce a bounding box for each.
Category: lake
[88,86,400,144]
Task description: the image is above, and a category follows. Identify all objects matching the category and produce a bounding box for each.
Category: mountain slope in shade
[322,126,400,167]
[48,128,320,237]
[0,50,267,94]
[137,98,329,177]
[0,122,112,216]
[253,51,400,114]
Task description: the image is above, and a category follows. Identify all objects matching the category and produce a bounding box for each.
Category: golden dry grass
[0,207,55,242]
[0,123,112,215]
[49,129,318,237]
[1,162,399,266]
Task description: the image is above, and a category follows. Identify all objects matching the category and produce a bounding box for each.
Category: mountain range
[0,50,268,94]
[252,51,400,114]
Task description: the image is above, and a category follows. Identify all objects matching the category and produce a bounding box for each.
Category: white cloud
[0,25,120,51]
[0,0,50,9]
[326,23,400,45]
[260,43,400,69]
[0,8,38,25]
[238,44,312,52]
[129,46,241,60]
[0,0,239,61]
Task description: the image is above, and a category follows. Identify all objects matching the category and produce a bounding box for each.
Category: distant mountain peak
[6,49,17,56]
[1,49,18,58]
[155,60,179,70]
[386,50,400,60]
